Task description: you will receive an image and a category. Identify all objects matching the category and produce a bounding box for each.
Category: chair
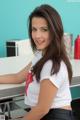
[71,98,80,120]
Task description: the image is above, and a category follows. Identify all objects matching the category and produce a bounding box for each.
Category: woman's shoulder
[41,60,53,72]
[60,61,68,77]
[43,60,66,69]
[61,61,67,70]
[44,59,53,66]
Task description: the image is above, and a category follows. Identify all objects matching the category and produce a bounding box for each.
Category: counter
[0,55,33,100]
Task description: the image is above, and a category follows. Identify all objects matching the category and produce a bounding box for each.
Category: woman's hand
[0,62,32,84]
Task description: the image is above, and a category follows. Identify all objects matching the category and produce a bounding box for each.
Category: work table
[0,55,33,100]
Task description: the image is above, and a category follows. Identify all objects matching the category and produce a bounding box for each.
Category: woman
[0,4,76,120]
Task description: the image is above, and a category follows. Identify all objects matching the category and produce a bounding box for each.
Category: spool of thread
[74,35,80,59]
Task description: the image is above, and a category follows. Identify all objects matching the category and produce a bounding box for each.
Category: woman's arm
[0,62,32,84]
[23,79,58,120]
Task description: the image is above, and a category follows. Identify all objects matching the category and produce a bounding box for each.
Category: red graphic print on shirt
[25,71,33,95]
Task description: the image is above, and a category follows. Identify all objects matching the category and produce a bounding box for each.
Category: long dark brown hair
[28,4,72,84]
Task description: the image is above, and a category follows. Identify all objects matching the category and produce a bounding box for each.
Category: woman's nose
[36,30,41,38]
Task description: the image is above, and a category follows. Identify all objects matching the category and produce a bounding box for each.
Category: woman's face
[31,17,51,52]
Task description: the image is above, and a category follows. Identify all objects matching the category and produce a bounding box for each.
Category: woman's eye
[32,27,49,32]
[32,28,36,32]
[42,28,48,32]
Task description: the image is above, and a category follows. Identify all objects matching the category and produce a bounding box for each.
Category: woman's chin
[37,47,42,50]
[36,46,44,50]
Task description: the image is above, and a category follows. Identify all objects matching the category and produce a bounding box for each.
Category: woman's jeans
[41,108,77,120]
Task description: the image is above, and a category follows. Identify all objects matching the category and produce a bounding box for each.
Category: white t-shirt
[25,51,72,108]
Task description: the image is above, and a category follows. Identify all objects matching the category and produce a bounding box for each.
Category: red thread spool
[74,35,80,59]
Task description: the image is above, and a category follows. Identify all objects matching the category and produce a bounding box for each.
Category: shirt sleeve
[40,60,67,88]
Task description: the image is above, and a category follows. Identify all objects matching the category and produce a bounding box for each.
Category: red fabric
[25,71,33,95]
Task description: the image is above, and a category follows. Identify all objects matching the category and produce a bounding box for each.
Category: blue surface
[0,0,80,57]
